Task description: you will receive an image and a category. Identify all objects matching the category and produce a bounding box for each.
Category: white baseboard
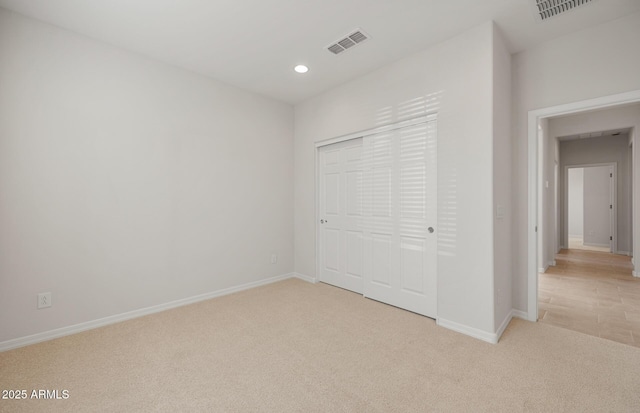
[548,260,556,267]
[433,305,531,344]
[634,271,638,278]
[0,272,297,353]
[292,272,317,283]
[436,317,498,344]
[615,250,630,256]
[512,309,529,320]
[495,311,513,342]
[538,264,549,273]
[488,309,528,344]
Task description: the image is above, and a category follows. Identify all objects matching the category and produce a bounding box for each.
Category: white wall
[295,22,500,337]
[0,9,294,344]
[537,117,561,272]
[493,25,512,331]
[537,118,553,271]
[568,168,584,238]
[553,138,560,256]
[558,134,631,253]
[631,135,635,256]
[583,166,612,247]
[549,104,640,138]
[512,11,640,312]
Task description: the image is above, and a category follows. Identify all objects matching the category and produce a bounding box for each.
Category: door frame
[564,163,617,253]
[314,114,436,285]
[316,138,364,292]
[527,89,640,321]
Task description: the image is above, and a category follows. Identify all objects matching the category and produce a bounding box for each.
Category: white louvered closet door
[362,118,437,318]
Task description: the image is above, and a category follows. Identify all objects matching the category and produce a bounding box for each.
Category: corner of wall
[491,19,514,334]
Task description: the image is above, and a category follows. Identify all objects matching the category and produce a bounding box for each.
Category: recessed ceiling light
[294,65,309,74]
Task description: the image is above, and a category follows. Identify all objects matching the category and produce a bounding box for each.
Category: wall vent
[326,29,369,55]
[531,0,597,22]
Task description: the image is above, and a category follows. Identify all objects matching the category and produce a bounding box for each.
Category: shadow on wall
[371,91,457,259]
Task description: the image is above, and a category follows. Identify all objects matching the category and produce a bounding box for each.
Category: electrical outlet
[270,254,278,264]
[37,292,52,309]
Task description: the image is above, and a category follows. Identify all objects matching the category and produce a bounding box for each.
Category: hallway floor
[567,236,610,253]
[539,249,640,347]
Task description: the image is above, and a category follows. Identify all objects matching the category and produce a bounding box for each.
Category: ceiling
[557,127,631,141]
[1,0,639,104]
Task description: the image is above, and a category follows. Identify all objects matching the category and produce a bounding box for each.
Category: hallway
[539,249,640,347]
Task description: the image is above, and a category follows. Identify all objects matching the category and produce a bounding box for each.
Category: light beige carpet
[2,278,640,412]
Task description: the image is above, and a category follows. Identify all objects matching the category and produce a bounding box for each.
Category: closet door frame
[317,138,365,293]
[314,114,437,297]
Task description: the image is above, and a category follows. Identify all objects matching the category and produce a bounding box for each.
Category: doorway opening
[566,164,615,253]
[528,90,640,346]
[544,143,635,345]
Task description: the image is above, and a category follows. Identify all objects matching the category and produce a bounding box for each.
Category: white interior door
[318,138,364,293]
[316,116,437,319]
[362,120,437,318]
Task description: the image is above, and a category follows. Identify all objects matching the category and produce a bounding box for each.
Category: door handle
[428,227,434,233]
[320,219,328,224]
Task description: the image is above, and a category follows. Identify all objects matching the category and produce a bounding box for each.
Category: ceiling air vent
[531,0,597,22]
[326,29,369,55]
